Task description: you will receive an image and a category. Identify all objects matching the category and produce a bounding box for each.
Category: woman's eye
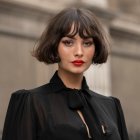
[62,40,73,47]
[83,41,94,47]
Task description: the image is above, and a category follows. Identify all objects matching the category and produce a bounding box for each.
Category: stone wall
[110,15,140,139]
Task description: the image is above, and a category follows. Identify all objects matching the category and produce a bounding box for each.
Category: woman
[2,8,129,140]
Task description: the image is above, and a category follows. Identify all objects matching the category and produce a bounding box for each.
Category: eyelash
[61,40,94,47]
[83,41,94,46]
[62,40,73,46]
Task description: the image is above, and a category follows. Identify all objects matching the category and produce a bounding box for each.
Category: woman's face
[58,33,95,75]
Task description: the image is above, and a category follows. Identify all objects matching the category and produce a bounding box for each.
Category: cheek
[58,45,69,59]
[58,51,68,60]
[58,47,64,60]
[87,48,95,60]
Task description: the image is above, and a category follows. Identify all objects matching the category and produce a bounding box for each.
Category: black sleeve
[112,97,129,140]
[2,90,37,140]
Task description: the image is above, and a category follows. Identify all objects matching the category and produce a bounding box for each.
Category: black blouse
[2,71,129,140]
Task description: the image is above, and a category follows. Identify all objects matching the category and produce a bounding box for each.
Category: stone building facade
[0,0,140,139]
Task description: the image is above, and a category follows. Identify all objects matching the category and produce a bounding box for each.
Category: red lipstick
[71,60,85,66]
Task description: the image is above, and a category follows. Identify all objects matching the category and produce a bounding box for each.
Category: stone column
[110,9,140,140]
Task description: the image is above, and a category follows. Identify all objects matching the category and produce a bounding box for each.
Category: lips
[71,60,85,66]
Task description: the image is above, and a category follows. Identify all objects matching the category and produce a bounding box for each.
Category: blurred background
[0,0,140,139]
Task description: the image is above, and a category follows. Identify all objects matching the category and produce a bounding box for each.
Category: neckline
[49,71,89,91]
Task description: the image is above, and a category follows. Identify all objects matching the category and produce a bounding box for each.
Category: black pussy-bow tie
[66,88,102,140]
[67,89,88,110]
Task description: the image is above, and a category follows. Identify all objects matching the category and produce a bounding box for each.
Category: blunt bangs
[56,9,96,39]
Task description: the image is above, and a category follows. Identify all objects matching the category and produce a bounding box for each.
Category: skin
[57,33,95,89]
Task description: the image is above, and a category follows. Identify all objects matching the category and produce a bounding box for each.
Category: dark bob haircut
[32,8,110,64]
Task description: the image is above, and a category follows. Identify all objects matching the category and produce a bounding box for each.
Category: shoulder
[87,89,113,100]
[29,83,52,93]
[87,90,122,117]
[11,83,52,98]
[10,83,53,107]
[10,89,31,102]
[87,89,119,106]
[89,90,125,116]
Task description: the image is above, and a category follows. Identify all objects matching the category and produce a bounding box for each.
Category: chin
[70,67,88,75]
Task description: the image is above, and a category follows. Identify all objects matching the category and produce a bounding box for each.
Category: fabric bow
[67,89,85,110]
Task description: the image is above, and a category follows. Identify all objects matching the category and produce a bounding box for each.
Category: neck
[57,70,83,89]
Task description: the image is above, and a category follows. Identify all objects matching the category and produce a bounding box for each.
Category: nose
[74,44,83,58]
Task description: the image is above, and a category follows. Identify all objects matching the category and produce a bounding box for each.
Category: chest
[36,94,121,140]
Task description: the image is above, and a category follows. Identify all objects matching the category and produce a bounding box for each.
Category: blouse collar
[49,71,93,97]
